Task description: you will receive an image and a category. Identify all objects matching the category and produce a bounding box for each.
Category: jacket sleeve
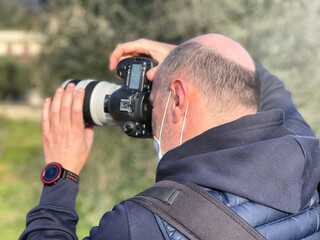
[256,62,315,137]
[19,179,129,240]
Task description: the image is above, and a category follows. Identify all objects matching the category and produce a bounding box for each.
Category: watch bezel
[41,162,62,185]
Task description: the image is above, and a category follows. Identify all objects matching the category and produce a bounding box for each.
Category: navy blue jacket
[20,63,320,239]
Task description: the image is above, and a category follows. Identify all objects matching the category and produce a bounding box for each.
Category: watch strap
[62,169,79,183]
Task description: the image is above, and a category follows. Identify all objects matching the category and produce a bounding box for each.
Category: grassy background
[0,116,156,239]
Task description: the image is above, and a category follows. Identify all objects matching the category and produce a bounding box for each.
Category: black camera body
[107,57,157,137]
[64,57,157,138]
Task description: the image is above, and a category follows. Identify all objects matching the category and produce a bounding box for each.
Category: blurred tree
[36,0,229,95]
[1,1,318,238]
[0,57,32,100]
[220,0,320,135]
[35,0,320,134]
[37,1,116,95]
[0,0,318,126]
[0,0,42,30]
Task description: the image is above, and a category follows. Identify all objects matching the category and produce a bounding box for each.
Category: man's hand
[109,39,176,81]
[41,83,94,175]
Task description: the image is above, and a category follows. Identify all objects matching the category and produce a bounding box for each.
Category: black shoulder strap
[128,178,266,240]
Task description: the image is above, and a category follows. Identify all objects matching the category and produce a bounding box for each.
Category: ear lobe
[169,79,188,124]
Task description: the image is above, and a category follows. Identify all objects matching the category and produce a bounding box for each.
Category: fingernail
[77,88,85,93]
[56,87,63,93]
[68,83,75,89]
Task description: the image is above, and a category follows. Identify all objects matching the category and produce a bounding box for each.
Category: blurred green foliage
[0,0,39,29]
[35,1,320,137]
[0,0,319,239]
[0,117,43,239]
[76,126,156,238]
[36,0,230,96]
[0,117,156,239]
[0,57,32,100]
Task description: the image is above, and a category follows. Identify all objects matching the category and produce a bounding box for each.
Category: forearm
[256,62,315,137]
[19,180,79,240]
[20,180,132,240]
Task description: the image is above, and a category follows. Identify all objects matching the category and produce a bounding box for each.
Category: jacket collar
[156,110,320,213]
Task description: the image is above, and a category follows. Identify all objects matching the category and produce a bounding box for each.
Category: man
[20,34,320,239]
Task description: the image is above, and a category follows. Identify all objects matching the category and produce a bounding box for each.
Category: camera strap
[128,178,266,240]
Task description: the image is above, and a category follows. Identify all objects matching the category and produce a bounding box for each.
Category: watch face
[41,163,62,185]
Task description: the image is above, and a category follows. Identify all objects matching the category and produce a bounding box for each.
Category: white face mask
[153,91,189,162]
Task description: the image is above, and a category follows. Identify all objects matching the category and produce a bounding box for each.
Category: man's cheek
[151,113,160,138]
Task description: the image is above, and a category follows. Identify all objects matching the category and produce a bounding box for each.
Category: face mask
[153,91,189,162]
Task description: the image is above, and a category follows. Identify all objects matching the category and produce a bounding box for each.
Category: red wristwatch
[41,162,79,185]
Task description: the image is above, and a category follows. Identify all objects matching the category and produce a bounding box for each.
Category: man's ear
[169,79,188,124]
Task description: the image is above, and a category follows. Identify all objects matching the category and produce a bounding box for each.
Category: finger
[50,87,64,129]
[41,97,51,134]
[71,88,85,127]
[109,40,151,70]
[60,83,75,126]
[146,66,159,81]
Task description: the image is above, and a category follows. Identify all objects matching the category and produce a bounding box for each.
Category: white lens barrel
[62,79,121,126]
[89,81,120,126]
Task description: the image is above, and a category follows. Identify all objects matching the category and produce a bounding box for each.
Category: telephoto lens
[62,79,121,126]
[61,57,156,138]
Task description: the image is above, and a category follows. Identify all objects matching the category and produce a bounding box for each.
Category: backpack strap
[128,178,266,240]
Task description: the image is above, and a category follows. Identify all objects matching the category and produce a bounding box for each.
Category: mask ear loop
[180,100,189,145]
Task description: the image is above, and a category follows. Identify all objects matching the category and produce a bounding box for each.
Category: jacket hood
[156,110,320,214]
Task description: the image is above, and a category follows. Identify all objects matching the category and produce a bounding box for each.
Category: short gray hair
[156,42,260,111]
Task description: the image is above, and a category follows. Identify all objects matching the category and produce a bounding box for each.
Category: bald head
[190,34,255,72]
[156,33,260,115]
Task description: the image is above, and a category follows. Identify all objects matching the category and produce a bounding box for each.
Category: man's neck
[184,106,257,143]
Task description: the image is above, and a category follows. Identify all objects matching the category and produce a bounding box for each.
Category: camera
[63,57,158,138]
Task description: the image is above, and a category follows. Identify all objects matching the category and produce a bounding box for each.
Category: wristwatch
[41,162,79,185]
